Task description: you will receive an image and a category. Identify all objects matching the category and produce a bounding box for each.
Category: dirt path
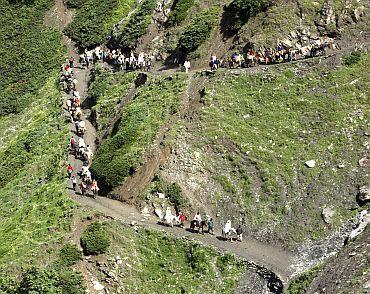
[73,194,294,283]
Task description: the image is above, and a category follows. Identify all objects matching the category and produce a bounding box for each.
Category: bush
[165,0,195,27]
[59,244,83,267]
[286,265,322,294]
[186,244,213,274]
[152,178,189,210]
[224,0,269,32]
[80,222,110,255]
[64,0,87,8]
[343,51,362,66]
[178,7,219,55]
[116,0,156,49]
[17,266,85,294]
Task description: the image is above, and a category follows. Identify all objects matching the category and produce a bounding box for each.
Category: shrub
[165,0,195,27]
[186,244,213,274]
[224,0,269,32]
[178,7,219,55]
[64,0,87,8]
[343,50,362,66]
[116,0,156,49]
[80,222,110,255]
[59,244,83,267]
[17,266,85,294]
[286,264,322,294]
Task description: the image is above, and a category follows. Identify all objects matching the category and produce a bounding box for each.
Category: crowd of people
[208,37,339,70]
[162,208,244,242]
[79,46,153,72]
[61,59,100,198]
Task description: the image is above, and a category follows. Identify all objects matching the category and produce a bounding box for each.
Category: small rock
[141,206,150,215]
[92,281,105,291]
[337,163,345,168]
[305,160,316,168]
[357,186,370,204]
[130,221,136,226]
[157,192,165,199]
[358,157,370,167]
[322,207,335,224]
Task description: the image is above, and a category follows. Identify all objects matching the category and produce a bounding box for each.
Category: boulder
[358,157,370,167]
[141,206,150,215]
[305,160,316,168]
[92,280,105,291]
[353,6,365,21]
[322,207,335,224]
[357,186,370,205]
[157,192,165,199]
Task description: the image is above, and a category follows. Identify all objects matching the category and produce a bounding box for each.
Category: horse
[190,220,206,233]
[222,221,236,241]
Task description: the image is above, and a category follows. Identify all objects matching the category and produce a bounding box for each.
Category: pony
[190,220,207,233]
[221,220,236,242]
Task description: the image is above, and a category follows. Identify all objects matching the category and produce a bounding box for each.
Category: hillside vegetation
[91,72,187,188]
[0,0,77,285]
[0,0,64,115]
[162,52,369,245]
[64,0,136,48]
[104,221,245,293]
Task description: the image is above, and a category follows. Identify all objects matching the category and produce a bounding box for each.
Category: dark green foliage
[0,0,64,116]
[225,0,269,32]
[165,0,195,27]
[152,177,189,209]
[59,244,83,267]
[287,264,322,293]
[64,0,119,48]
[91,74,185,188]
[178,7,219,54]
[186,244,213,274]
[116,0,156,49]
[17,267,85,294]
[343,50,362,66]
[80,222,110,255]
[64,0,87,8]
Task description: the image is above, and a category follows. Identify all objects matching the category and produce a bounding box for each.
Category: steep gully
[43,0,357,292]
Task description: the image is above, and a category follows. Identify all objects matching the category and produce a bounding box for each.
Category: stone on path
[92,280,105,291]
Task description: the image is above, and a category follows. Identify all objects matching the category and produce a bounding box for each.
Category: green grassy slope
[64,0,136,48]
[0,0,75,279]
[106,221,245,293]
[88,67,137,137]
[91,73,187,188]
[0,74,76,275]
[0,0,65,116]
[191,53,369,244]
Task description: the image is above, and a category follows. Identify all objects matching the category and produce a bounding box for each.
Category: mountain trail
[47,0,362,289]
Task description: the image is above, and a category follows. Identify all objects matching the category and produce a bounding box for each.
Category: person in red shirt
[179,212,186,227]
[67,164,73,178]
